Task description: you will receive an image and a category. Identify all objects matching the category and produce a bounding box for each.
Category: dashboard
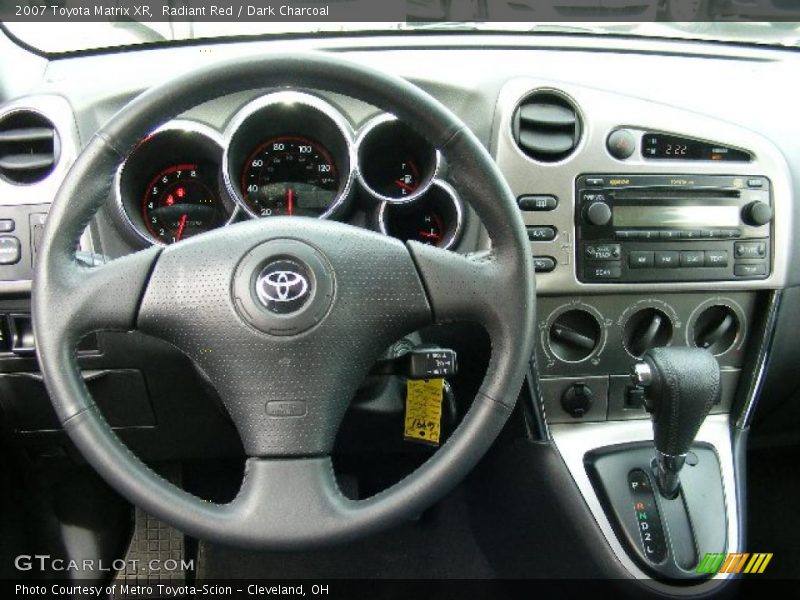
[1,30,800,586]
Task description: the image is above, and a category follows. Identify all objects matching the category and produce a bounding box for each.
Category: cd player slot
[611,188,741,201]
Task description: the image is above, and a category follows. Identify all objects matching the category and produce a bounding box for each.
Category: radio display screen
[613,205,740,228]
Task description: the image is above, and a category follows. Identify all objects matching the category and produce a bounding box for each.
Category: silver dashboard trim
[736,289,782,429]
[492,78,793,294]
[551,414,738,590]
[221,90,357,221]
[112,119,235,247]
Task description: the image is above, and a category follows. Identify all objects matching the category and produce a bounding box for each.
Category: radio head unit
[576,175,772,283]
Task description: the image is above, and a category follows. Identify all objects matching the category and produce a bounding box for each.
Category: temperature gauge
[378,181,463,249]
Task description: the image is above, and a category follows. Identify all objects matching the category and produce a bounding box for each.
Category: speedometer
[240,136,339,217]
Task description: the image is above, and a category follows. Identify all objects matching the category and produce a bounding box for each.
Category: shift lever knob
[631,347,721,497]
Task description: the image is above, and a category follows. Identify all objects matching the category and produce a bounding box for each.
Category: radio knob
[743,201,773,227]
[584,201,613,227]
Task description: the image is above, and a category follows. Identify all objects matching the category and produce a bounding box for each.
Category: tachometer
[143,163,226,244]
[240,136,339,217]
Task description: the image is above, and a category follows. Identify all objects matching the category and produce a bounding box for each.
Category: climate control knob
[584,201,613,227]
[549,309,601,362]
[623,308,673,358]
[692,305,739,355]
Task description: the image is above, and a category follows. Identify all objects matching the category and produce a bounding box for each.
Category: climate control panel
[536,292,756,424]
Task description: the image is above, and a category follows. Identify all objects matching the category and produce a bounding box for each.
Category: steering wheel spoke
[408,241,509,326]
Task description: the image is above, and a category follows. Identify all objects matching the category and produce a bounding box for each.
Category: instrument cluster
[114,91,464,249]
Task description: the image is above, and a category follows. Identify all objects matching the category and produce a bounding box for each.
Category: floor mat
[196,488,494,579]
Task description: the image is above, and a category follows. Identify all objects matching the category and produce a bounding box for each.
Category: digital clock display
[642,133,751,162]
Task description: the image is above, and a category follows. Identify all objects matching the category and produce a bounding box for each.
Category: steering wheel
[32,54,535,549]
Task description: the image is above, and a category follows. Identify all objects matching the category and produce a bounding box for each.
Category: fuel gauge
[378,181,463,250]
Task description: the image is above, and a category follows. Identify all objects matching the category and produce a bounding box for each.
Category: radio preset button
[518,195,558,211]
[654,251,680,268]
[527,226,557,241]
[533,256,557,273]
[680,251,705,267]
[585,244,621,260]
[678,230,703,240]
[735,242,767,258]
[705,250,729,267]
[628,230,659,240]
[659,230,680,240]
[585,263,622,280]
[734,263,767,278]
[629,251,653,269]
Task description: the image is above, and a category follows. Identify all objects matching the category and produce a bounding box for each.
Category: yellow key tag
[404,378,444,446]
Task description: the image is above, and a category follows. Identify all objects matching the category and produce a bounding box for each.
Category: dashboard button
[679,229,703,240]
[735,241,766,258]
[518,195,558,211]
[680,251,705,267]
[654,251,680,268]
[747,179,764,188]
[533,256,556,273]
[616,230,635,240]
[527,226,557,241]
[629,251,653,268]
[607,129,636,160]
[0,236,21,265]
[659,230,680,240]
[704,250,729,267]
[734,263,767,278]
[0,219,15,233]
[585,263,622,280]
[585,177,605,187]
[585,244,621,260]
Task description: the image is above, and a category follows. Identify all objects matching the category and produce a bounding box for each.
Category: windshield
[3,1,800,54]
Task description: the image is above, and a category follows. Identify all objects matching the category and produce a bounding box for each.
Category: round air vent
[0,110,59,184]
[512,91,581,163]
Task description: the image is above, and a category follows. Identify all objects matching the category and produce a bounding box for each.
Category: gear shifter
[631,347,721,498]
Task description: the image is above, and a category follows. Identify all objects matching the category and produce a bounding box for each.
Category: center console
[492,77,791,588]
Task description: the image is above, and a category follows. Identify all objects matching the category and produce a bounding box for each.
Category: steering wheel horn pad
[32,54,535,549]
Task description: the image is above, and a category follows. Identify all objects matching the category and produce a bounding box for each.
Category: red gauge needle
[418,231,442,241]
[175,214,188,241]
[286,187,295,216]
[394,179,416,193]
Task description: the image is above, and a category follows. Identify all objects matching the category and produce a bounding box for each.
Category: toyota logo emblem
[255,260,312,314]
[261,270,309,302]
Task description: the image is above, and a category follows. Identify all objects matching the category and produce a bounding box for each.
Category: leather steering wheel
[32,54,535,549]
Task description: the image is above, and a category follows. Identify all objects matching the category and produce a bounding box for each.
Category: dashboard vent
[0,110,59,184]
[512,92,581,162]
